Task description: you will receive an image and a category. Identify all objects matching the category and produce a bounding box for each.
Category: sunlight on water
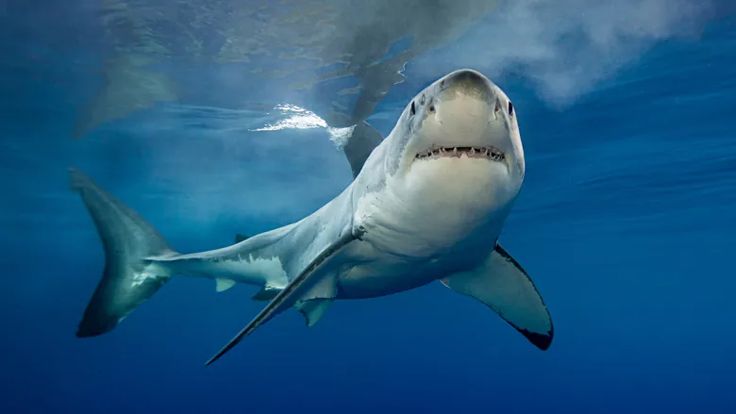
[252,104,329,132]
[252,103,356,148]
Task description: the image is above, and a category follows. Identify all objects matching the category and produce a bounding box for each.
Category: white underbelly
[334,229,497,299]
[335,242,440,298]
[355,159,513,258]
[344,158,517,298]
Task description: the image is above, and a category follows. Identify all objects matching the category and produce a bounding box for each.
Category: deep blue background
[1,2,736,413]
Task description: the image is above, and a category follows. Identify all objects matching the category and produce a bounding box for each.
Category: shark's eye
[410,101,416,116]
[508,101,514,116]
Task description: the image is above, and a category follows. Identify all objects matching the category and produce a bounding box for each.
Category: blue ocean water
[1,1,736,413]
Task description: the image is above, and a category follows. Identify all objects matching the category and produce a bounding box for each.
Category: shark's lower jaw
[415,146,505,161]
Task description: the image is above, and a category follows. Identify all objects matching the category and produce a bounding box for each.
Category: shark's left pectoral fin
[205,231,357,366]
[442,244,553,350]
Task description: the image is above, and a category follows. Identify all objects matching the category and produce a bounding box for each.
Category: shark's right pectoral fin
[442,244,553,350]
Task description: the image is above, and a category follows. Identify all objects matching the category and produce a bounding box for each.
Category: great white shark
[72,69,553,365]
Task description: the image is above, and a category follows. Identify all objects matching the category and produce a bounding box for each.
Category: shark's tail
[70,169,175,337]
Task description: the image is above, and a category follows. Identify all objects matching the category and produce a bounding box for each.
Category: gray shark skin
[72,69,553,365]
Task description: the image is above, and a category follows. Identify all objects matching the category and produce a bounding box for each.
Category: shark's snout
[439,69,495,103]
[445,69,486,86]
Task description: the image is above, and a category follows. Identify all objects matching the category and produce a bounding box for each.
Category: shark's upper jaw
[414,145,505,162]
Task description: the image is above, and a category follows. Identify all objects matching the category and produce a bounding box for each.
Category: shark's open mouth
[415,146,505,161]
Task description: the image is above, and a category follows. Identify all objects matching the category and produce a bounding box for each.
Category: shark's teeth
[415,146,505,161]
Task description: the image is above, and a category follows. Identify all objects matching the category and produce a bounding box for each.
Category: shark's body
[73,69,553,364]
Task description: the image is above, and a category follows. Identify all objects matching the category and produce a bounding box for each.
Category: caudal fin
[70,169,174,337]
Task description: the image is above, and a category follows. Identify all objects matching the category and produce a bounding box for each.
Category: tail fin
[70,169,174,337]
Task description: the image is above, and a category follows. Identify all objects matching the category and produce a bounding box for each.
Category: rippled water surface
[1,1,736,413]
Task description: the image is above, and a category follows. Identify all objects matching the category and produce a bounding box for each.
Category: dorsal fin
[343,121,383,178]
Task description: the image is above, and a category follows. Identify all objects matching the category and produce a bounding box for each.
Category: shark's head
[355,69,526,260]
[383,69,525,220]
[387,69,525,182]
